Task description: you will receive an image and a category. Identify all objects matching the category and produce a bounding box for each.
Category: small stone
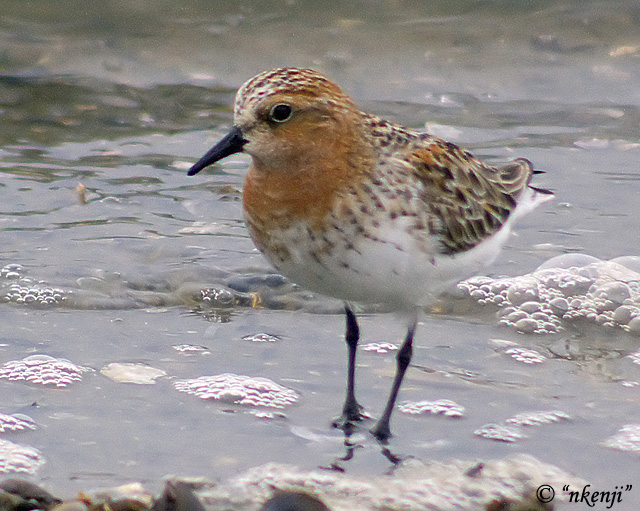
[100,363,167,384]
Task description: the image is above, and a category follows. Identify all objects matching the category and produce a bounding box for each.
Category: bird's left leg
[370,313,418,443]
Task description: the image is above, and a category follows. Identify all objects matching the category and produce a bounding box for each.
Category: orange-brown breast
[242,121,375,241]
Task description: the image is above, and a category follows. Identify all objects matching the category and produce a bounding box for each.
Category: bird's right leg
[332,305,367,429]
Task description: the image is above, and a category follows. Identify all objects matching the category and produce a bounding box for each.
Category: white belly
[260,216,502,309]
[250,186,551,310]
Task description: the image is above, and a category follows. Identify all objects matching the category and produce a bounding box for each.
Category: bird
[187,67,553,442]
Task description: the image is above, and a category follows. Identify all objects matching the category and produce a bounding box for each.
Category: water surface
[1,0,640,506]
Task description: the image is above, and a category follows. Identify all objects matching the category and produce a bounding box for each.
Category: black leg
[332,305,366,429]
[370,316,417,443]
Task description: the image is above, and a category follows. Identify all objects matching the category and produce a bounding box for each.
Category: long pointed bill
[188,126,247,176]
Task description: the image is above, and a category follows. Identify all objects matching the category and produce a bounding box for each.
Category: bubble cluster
[172,344,209,353]
[2,283,66,306]
[459,254,640,335]
[503,347,546,364]
[241,333,281,343]
[198,286,259,310]
[602,424,640,452]
[194,286,259,322]
[474,423,526,443]
[399,399,465,418]
[1,264,66,307]
[0,414,37,433]
[174,373,299,409]
[248,410,287,420]
[0,264,24,280]
[505,410,571,427]
[361,342,399,353]
[0,439,45,475]
[200,288,235,307]
[627,351,640,365]
[0,355,90,387]
[476,410,570,443]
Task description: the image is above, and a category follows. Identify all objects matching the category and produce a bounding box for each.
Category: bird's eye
[269,103,293,123]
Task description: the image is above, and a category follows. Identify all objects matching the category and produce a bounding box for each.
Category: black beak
[188,126,247,176]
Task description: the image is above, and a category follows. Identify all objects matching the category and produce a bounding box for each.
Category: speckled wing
[404,139,538,255]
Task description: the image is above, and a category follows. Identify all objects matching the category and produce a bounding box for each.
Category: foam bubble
[174,373,299,409]
[459,255,640,335]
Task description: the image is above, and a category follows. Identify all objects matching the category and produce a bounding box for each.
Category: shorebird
[188,68,552,442]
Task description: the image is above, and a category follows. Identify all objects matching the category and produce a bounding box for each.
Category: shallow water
[2,0,640,507]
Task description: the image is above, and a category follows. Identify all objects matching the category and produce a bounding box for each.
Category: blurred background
[1,0,640,503]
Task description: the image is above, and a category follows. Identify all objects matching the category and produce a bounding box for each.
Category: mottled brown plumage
[188,67,553,442]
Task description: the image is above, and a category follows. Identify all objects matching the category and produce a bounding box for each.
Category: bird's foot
[332,402,372,433]
[370,419,392,444]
